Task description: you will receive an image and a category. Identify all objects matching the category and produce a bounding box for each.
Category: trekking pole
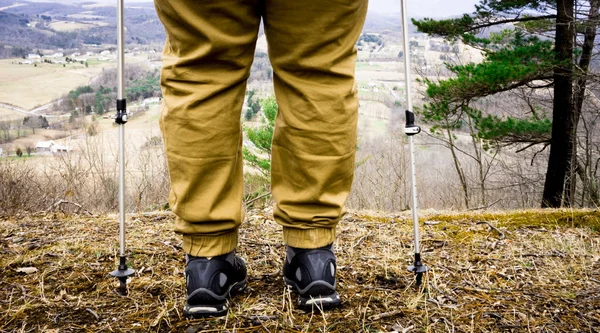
[400,0,428,286]
[109,0,134,295]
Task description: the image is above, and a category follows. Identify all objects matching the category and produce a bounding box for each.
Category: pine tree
[414,0,599,208]
[243,97,277,178]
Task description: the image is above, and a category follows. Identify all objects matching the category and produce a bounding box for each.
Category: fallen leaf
[16,267,37,274]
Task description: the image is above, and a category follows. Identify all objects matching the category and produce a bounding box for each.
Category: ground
[1,209,599,332]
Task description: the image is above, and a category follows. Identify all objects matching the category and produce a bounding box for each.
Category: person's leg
[155,0,260,257]
[263,0,368,308]
[154,0,261,317]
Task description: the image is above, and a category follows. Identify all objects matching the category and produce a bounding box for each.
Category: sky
[57,0,480,19]
[369,0,478,17]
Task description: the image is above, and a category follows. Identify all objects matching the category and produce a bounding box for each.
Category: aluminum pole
[110,0,134,295]
[401,0,428,285]
[117,0,125,259]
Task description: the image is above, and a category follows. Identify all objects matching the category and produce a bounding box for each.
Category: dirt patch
[1,209,599,332]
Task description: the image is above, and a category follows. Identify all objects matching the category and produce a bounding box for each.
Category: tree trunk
[467,115,486,207]
[446,126,470,209]
[542,0,575,208]
[564,0,600,207]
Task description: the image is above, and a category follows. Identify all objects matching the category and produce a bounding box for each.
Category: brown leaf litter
[1,209,599,332]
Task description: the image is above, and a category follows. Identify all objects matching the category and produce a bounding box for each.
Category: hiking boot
[283,244,341,310]
[184,251,247,318]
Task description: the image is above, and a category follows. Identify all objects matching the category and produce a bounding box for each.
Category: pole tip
[110,266,135,296]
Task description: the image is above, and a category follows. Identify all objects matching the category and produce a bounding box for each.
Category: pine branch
[467,15,558,32]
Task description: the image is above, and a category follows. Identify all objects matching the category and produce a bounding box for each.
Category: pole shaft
[409,136,420,253]
[119,125,126,257]
[117,0,126,258]
[401,0,421,254]
[401,0,413,112]
[117,0,125,100]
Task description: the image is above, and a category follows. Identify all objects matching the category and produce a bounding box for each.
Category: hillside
[0,0,164,55]
[1,209,599,332]
[0,0,404,57]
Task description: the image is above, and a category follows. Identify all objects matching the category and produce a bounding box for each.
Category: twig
[244,193,271,208]
[522,251,566,258]
[368,310,403,321]
[353,231,373,248]
[468,198,501,211]
[498,325,522,329]
[453,285,494,293]
[476,221,505,240]
[242,315,278,321]
[10,283,27,299]
[161,241,179,252]
[46,199,91,215]
[424,221,440,225]
[86,308,99,321]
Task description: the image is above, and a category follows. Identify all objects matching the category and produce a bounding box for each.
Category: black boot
[184,251,247,318]
[284,244,341,310]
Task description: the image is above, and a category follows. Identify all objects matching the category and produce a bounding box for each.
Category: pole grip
[118,255,128,271]
[404,110,421,136]
[115,99,127,124]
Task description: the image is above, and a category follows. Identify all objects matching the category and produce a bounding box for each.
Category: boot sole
[184,279,247,318]
[284,277,341,311]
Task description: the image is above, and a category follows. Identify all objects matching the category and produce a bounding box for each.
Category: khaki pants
[155,0,368,257]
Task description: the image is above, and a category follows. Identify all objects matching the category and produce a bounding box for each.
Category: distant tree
[243,97,277,177]
[16,148,23,157]
[23,116,49,134]
[244,107,254,121]
[11,47,30,59]
[86,120,98,136]
[25,146,33,156]
[126,73,160,101]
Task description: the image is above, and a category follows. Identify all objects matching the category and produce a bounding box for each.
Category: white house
[142,97,161,106]
[35,140,55,152]
[52,144,71,153]
[27,54,41,59]
[35,141,72,153]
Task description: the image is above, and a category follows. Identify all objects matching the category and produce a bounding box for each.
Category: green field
[0,55,148,110]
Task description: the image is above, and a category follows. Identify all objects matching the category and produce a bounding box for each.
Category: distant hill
[0,0,413,58]
[0,0,164,57]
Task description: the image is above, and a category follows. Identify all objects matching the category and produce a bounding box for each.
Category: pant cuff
[283,227,336,249]
[183,231,238,257]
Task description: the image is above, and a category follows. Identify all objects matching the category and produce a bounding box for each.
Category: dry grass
[0,61,105,110]
[1,209,599,332]
[0,107,23,121]
[0,55,149,110]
